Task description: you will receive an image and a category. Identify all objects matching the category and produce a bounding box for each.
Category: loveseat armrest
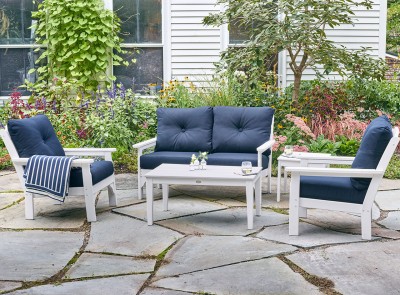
[64,148,116,161]
[257,139,275,153]
[132,137,157,150]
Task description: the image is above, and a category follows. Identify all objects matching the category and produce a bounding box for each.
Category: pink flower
[293,145,309,152]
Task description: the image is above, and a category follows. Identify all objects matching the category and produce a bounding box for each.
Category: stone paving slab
[156,235,296,277]
[152,258,322,295]
[64,253,156,279]
[9,274,149,295]
[379,178,400,190]
[257,223,366,247]
[158,208,288,236]
[86,212,183,256]
[113,195,228,222]
[0,231,84,281]
[141,287,193,295]
[378,211,400,230]
[375,190,400,210]
[0,173,23,192]
[0,282,22,293]
[287,240,400,295]
[0,193,23,210]
[0,197,86,229]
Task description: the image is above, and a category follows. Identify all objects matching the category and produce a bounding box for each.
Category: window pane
[0,48,40,95]
[114,47,163,93]
[0,0,35,44]
[114,0,162,44]
[229,19,251,44]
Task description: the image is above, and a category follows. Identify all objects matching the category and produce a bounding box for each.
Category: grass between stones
[278,255,341,295]
[0,197,24,211]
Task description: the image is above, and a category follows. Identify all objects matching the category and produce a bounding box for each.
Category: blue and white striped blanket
[23,155,77,202]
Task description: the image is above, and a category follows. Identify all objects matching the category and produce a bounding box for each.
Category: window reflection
[114,48,163,93]
[0,0,35,44]
[114,0,162,44]
[0,48,42,95]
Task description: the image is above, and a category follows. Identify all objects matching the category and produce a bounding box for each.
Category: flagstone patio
[0,170,400,294]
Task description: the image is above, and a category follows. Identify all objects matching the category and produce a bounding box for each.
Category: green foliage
[0,147,12,170]
[307,135,341,155]
[387,2,400,54]
[204,0,387,102]
[32,0,127,92]
[336,136,360,156]
[385,154,400,179]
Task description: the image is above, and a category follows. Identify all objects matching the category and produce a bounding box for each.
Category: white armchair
[287,118,399,240]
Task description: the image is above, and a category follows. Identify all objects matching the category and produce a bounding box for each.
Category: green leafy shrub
[32,0,127,92]
[336,136,360,156]
[307,135,341,155]
[385,154,400,179]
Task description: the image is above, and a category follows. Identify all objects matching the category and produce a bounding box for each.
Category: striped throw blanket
[23,155,77,202]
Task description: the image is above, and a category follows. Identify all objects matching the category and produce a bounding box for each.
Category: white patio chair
[287,116,399,240]
[0,115,117,222]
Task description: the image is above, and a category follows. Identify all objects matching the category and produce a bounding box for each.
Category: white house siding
[280,0,387,86]
[169,0,221,84]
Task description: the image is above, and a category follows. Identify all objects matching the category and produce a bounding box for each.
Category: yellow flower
[278,124,283,129]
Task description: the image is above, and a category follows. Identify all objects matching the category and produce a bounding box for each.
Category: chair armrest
[257,139,275,153]
[132,137,157,150]
[12,158,94,167]
[64,148,116,161]
[286,166,384,178]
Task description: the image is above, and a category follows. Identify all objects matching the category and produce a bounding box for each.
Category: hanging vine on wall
[31,0,128,93]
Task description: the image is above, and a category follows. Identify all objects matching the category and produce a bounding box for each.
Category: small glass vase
[194,159,200,170]
[200,159,207,170]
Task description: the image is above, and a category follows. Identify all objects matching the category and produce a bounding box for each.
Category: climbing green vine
[31,0,127,92]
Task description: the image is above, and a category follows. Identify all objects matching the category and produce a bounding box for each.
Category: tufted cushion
[155,107,213,152]
[140,151,196,169]
[301,176,367,204]
[351,116,393,190]
[7,115,65,157]
[207,152,269,169]
[212,106,274,154]
[69,161,114,187]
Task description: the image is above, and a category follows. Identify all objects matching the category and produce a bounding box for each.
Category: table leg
[277,162,282,202]
[255,177,261,216]
[162,184,169,211]
[146,179,154,225]
[283,168,288,193]
[246,181,254,230]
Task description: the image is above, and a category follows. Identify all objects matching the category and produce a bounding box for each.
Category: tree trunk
[292,72,302,104]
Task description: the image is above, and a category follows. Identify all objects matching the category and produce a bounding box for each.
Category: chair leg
[138,170,144,200]
[299,206,307,218]
[108,181,117,207]
[289,173,300,236]
[361,209,372,240]
[25,192,34,220]
[84,192,97,222]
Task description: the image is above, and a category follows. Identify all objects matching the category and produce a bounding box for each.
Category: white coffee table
[277,152,331,202]
[145,164,262,229]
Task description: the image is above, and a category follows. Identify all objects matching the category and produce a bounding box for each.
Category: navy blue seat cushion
[69,161,114,187]
[212,106,274,154]
[155,107,213,152]
[8,115,65,157]
[351,115,393,190]
[207,153,269,169]
[301,176,367,204]
[140,152,195,169]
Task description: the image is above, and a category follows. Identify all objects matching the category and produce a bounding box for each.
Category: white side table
[277,152,331,202]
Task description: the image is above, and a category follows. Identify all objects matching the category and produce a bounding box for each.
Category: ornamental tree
[204,0,387,103]
[387,1,400,54]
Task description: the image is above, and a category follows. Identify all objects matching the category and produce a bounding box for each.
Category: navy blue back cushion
[212,106,274,153]
[155,107,213,152]
[8,115,65,157]
[351,115,392,190]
